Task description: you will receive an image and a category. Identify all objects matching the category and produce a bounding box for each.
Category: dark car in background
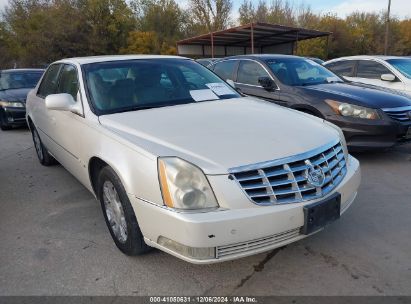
[0,69,44,130]
[210,55,411,150]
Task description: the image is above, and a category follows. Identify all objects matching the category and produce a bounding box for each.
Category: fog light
[158,236,215,260]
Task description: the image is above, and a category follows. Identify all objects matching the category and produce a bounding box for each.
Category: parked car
[210,55,411,150]
[324,56,411,93]
[0,69,44,130]
[26,55,360,264]
[196,58,219,68]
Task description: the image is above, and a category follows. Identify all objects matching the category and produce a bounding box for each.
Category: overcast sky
[0,0,410,20]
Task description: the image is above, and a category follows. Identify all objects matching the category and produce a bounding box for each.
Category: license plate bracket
[301,193,341,235]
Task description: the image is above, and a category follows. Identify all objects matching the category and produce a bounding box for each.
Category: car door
[32,63,64,154]
[46,64,87,181]
[234,60,280,101]
[355,60,404,91]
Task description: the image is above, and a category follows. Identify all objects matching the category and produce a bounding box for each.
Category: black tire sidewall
[97,166,150,255]
[31,126,46,164]
[30,124,56,166]
[0,109,12,130]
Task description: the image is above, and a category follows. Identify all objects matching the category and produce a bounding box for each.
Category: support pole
[294,31,299,55]
[326,35,330,60]
[211,32,214,58]
[384,0,391,55]
[251,24,254,54]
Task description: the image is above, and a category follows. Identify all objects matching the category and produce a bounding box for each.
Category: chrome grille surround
[216,228,300,258]
[229,139,347,205]
[382,106,411,122]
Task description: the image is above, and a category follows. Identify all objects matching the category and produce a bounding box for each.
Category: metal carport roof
[177,22,331,58]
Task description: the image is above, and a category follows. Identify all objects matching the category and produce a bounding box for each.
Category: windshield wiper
[116,104,170,113]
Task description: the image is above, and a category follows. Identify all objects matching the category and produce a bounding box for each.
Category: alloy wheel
[103,180,128,243]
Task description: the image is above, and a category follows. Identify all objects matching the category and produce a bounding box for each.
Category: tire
[30,124,57,166]
[97,166,151,255]
[0,110,12,130]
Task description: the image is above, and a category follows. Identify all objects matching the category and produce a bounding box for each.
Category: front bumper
[130,155,361,264]
[0,106,27,126]
[327,114,411,151]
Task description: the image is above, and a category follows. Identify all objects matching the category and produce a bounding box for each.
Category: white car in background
[25,55,360,263]
[324,56,411,93]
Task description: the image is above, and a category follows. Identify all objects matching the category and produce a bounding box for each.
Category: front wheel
[97,166,151,255]
[0,110,12,130]
[30,124,57,166]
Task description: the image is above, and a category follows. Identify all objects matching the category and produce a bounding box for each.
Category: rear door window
[37,64,63,98]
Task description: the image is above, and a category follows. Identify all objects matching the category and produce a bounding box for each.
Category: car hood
[99,97,339,174]
[300,82,411,108]
[0,88,32,102]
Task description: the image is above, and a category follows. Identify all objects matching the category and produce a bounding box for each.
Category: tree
[0,20,15,69]
[80,0,136,55]
[121,31,160,54]
[239,0,271,24]
[135,0,186,46]
[399,19,411,55]
[188,0,232,32]
[2,0,136,67]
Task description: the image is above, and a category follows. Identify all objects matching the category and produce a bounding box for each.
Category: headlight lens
[325,99,380,120]
[0,101,25,108]
[158,157,218,210]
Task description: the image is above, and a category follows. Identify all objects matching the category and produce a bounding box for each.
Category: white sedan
[26,55,361,263]
[324,55,411,93]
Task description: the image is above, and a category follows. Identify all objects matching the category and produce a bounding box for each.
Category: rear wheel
[30,124,57,166]
[97,166,151,255]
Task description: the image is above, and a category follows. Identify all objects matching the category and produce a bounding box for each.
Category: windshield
[386,59,411,79]
[264,58,343,86]
[0,71,43,91]
[82,59,240,115]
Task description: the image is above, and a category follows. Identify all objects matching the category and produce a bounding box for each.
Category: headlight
[323,120,349,164]
[325,99,380,120]
[158,157,218,210]
[0,101,25,108]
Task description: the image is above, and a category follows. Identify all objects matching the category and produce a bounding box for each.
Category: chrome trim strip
[382,106,411,112]
[228,138,339,174]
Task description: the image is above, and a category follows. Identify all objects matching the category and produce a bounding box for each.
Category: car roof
[221,54,302,61]
[0,68,44,73]
[55,55,191,65]
[325,55,408,63]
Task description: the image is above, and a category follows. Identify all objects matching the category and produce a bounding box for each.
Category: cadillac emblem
[304,160,325,187]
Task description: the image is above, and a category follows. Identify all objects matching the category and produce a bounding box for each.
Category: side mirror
[258,76,276,91]
[45,93,82,115]
[381,73,396,82]
[226,79,236,88]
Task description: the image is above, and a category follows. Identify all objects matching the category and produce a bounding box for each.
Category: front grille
[216,228,300,258]
[230,140,347,205]
[382,106,411,122]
